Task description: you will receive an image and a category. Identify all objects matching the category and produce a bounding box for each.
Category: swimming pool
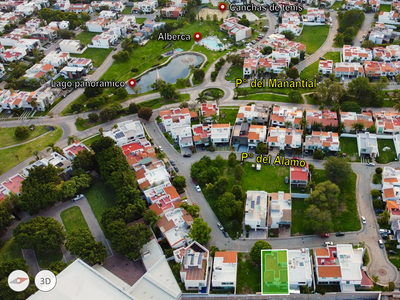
[199,36,225,51]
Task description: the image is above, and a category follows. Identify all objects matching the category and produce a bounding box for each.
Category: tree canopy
[188,218,211,244]
[250,240,272,265]
[324,156,352,185]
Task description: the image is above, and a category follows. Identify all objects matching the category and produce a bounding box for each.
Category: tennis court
[261,250,289,295]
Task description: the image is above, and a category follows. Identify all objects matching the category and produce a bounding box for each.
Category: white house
[133,0,158,13]
[170,125,193,148]
[68,57,93,70]
[219,17,252,42]
[245,190,268,230]
[60,39,86,54]
[342,45,373,62]
[212,252,237,292]
[159,107,195,133]
[304,131,340,153]
[86,17,111,32]
[41,51,70,67]
[356,132,379,158]
[248,125,267,148]
[1,174,25,196]
[173,241,209,291]
[210,123,231,145]
[379,11,400,25]
[90,29,119,49]
[103,120,145,146]
[269,192,292,229]
[318,60,333,75]
[267,127,302,151]
[235,104,269,125]
[288,248,313,292]
[334,62,365,78]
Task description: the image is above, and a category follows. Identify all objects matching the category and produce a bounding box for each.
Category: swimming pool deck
[262,249,289,295]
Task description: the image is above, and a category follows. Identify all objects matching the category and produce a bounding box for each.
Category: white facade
[41,51,70,67]
[304,131,340,153]
[210,123,230,145]
[103,120,145,146]
[269,192,292,229]
[267,127,303,150]
[357,132,379,157]
[379,11,400,25]
[160,107,192,133]
[212,252,237,291]
[288,248,313,291]
[59,39,86,54]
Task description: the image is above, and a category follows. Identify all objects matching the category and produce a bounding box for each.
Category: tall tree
[324,156,352,185]
[14,217,66,252]
[218,192,242,220]
[304,205,333,234]
[250,240,272,265]
[306,181,341,213]
[351,122,365,133]
[72,149,96,172]
[188,218,211,244]
[0,205,12,232]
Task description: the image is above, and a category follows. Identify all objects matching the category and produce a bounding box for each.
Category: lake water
[127,53,204,94]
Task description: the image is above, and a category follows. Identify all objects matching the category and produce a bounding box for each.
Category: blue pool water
[201,36,224,51]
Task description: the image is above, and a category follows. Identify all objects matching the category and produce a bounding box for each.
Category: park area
[294,25,329,54]
[262,250,289,295]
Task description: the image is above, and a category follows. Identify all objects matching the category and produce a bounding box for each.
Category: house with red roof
[306,109,338,130]
[334,62,365,78]
[157,208,193,248]
[159,107,194,133]
[314,244,369,291]
[24,63,56,81]
[340,111,374,133]
[121,139,162,170]
[342,45,372,63]
[375,111,400,134]
[145,182,181,215]
[304,131,340,154]
[192,124,211,146]
[378,10,400,25]
[86,17,111,33]
[235,104,269,125]
[271,105,303,128]
[212,251,237,292]
[268,127,302,151]
[318,60,333,75]
[63,141,90,161]
[243,58,259,76]
[1,174,25,196]
[290,163,309,187]
[200,103,219,123]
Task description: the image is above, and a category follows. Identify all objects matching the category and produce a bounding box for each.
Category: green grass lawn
[312,169,328,185]
[219,108,239,125]
[294,25,329,54]
[237,253,261,294]
[238,93,303,103]
[36,248,63,268]
[300,52,340,80]
[75,118,101,131]
[331,1,343,9]
[0,126,63,175]
[380,4,391,11]
[121,7,132,14]
[71,48,112,68]
[136,17,147,24]
[292,170,360,235]
[102,20,229,82]
[75,32,98,45]
[340,137,359,160]
[377,139,397,164]
[83,134,101,148]
[140,93,189,109]
[60,206,90,234]
[225,65,243,82]
[0,237,23,261]
[262,250,289,295]
[236,86,313,96]
[0,126,49,148]
[85,180,117,229]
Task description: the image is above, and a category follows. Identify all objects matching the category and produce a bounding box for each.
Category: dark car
[376,209,383,214]
[174,166,179,172]
[389,250,398,255]
[183,153,192,157]
[202,146,206,150]
[320,57,326,60]
[223,231,229,238]
[170,160,176,166]
[336,232,345,236]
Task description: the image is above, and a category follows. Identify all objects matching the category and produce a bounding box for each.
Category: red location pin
[219,2,227,13]
[193,32,202,42]
[128,79,136,89]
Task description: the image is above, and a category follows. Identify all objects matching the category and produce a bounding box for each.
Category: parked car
[174,166,179,172]
[361,216,366,224]
[320,57,326,60]
[382,233,388,239]
[159,146,163,152]
[195,185,201,192]
[321,233,330,238]
[378,239,384,248]
[182,199,188,204]
[336,232,345,236]
[183,153,191,157]
[217,222,224,231]
[380,229,390,234]
[113,47,118,51]
[375,209,383,214]
[324,241,333,246]
[192,178,198,184]
[366,162,375,166]
[285,176,289,184]
[71,194,84,202]
[170,160,176,166]
[223,231,229,238]
[389,250,398,255]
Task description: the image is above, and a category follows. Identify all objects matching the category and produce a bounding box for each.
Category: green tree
[0,205,12,232]
[19,165,62,214]
[193,69,205,82]
[250,240,272,265]
[81,11,90,21]
[369,124,376,133]
[255,142,268,154]
[286,67,299,79]
[99,107,117,122]
[181,203,201,218]
[209,245,220,257]
[84,87,102,98]
[232,185,244,201]
[214,177,229,196]
[128,103,140,114]
[67,135,79,145]
[14,126,30,139]
[71,103,83,112]
[351,122,365,133]
[281,30,295,40]
[218,192,242,220]
[196,92,207,104]
[215,154,224,166]
[373,199,383,209]
[14,217,66,252]
[47,261,68,275]
[172,175,186,193]
[115,88,128,100]
[160,83,179,100]
[288,90,302,103]
[72,149,95,172]
[313,149,324,160]
[324,156,352,184]
[378,210,389,225]
[138,107,153,121]
[306,181,341,213]
[65,229,107,265]
[341,101,361,113]
[88,113,99,122]
[188,218,212,244]
[234,165,244,180]
[304,205,333,234]
[228,152,237,167]
[143,210,161,229]
[1,192,20,215]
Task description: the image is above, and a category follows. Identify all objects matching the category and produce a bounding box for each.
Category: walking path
[0,131,51,150]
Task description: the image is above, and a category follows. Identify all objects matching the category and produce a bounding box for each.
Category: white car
[71,194,84,202]
[323,241,333,246]
[366,162,375,166]
[195,185,201,192]
[361,216,366,224]
[159,146,163,152]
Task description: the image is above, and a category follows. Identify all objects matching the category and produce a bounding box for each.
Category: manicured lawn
[0,126,63,175]
[36,248,63,268]
[300,52,340,80]
[102,21,229,82]
[238,93,303,103]
[305,93,318,105]
[85,180,117,229]
[136,17,147,24]
[83,134,101,148]
[140,93,190,109]
[75,118,101,131]
[71,48,112,68]
[331,1,343,9]
[225,65,243,82]
[380,4,391,12]
[0,237,23,261]
[219,108,239,125]
[291,170,360,235]
[294,25,329,54]
[60,206,89,235]
[121,7,132,14]
[75,32,98,45]
[340,137,359,160]
[0,125,49,148]
[202,88,224,98]
[377,139,397,164]
[237,253,261,294]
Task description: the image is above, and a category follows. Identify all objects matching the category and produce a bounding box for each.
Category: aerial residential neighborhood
[1,0,400,298]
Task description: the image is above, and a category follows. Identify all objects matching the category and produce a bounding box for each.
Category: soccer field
[261,250,289,295]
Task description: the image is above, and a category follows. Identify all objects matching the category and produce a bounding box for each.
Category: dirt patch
[196,7,229,21]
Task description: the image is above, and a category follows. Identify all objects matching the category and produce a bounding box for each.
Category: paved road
[354,12,375,46]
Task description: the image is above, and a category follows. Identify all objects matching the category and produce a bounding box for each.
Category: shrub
[375,167,383,174]
[370,189,381,198]
[313,149,324,160]
[15,126,30,139]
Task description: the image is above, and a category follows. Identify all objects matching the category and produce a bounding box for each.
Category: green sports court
[261,250,289,295]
